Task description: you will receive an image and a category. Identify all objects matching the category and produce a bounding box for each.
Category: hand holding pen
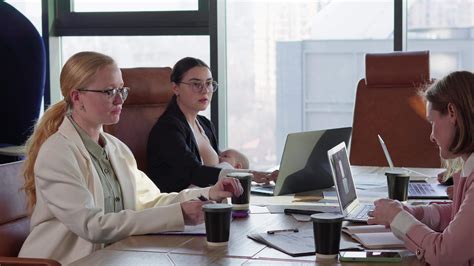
[209,177,243,202]
[180,195,212,226]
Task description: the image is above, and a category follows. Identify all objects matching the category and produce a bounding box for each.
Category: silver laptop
[251,127,352,196]
[328,142,374,223]
[378,135,448,199]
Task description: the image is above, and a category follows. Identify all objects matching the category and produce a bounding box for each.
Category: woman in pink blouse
[368,70,474,266]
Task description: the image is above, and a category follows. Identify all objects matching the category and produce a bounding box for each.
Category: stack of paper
[248,229,315,256]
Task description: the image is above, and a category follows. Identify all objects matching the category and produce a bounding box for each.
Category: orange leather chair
[349,51,441,168]
[0,161,60,265]
[103,67,173,174]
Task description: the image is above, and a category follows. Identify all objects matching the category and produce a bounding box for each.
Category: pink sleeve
[403,176,474,266]
[406,205,425,220]
[407,203,452,231]
[430,203,452,231]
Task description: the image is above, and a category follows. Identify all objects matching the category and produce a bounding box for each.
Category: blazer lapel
[58,117,105,209]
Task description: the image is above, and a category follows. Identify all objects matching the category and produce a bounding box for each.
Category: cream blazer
[19,118,210,265]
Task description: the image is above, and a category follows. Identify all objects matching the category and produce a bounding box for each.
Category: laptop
[328,142,374,223]
[251,127,352,196]
[378,135,448,199]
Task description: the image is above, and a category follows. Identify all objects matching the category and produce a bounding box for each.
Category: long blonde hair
[23,51,115,210]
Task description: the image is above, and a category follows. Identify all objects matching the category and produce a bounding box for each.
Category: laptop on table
[251,127,352,196]
[378,135,448,199]
[328,142,374,223]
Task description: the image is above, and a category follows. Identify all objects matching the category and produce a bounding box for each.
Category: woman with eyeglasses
[19,52,243,265]
[147,57,278,193]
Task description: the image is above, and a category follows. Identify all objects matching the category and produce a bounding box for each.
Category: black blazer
[147,97,221,192]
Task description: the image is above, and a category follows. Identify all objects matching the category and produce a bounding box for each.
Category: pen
[198,195,209,201]
[284,208,323,215]
[401,167,432,178]
[267,228,299,234]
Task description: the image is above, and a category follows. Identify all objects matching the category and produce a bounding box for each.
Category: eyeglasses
[78,87,130,101]
[179,81,218,93]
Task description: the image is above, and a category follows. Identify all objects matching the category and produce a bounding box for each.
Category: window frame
[44,0,408,144]
[54,0,210,36]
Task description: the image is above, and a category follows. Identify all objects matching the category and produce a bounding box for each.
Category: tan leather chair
[103,67,173,174]
[350,51,440,168]
[0,161,60,265]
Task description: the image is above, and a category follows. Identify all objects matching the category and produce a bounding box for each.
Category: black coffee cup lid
[227,172,253,178]
[202,203,233,212]
[310,213,344,223]
[385,170,409,176]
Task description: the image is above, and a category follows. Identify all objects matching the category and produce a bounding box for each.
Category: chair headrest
[121,67,173,105]
[365,51,430,87]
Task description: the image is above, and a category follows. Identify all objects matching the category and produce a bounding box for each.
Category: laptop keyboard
[348,204,374,220]
[409,183,435,196]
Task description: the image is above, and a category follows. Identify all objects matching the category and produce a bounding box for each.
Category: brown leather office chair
[349,51,441,167]
[0,161,60,266]
[103,67,173,174]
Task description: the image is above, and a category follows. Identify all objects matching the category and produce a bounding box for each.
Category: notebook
[251,127,352,196]
[342,225,404,249]
[327,142,374,223]
[378,135,448,199]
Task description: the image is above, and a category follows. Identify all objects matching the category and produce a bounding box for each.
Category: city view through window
[226,0,474,170]
[6,0,474,171]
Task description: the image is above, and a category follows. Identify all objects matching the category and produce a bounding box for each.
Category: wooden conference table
[70,166,445,265]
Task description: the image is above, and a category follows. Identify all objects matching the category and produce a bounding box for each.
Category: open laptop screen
[328,143,357,210]
[275,127,352,195]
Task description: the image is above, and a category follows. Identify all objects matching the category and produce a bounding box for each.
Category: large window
[62,36,209,68]
[407,0,474,78]
[12,0,474,170]
[226,0,394,170]
[62,36,211,117]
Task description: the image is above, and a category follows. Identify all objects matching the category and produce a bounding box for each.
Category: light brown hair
[423,70,474,155]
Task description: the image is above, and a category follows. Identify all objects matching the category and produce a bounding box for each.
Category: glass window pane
[407,0,474,78]
[5,0,42,33]
[73,0,199,12]
[61,36,211,118]
[226,0,393,170]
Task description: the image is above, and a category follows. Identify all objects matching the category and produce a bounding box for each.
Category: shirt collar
[68,116,108,160]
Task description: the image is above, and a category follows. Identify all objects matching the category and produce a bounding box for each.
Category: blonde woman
[19,51,242,264]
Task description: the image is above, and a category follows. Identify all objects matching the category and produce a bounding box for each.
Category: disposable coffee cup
[385,170,410,201]
[228,172,252,211]
[311,213,344,260]
[202,203,233,246]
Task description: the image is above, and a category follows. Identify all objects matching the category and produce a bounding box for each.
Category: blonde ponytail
[23,100,68,211]
[22,51,116,211]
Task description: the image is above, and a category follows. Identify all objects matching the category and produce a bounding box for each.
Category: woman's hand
[180,200,212,225]
[367,198,404,227]
[251,170,279,184]
[209,177,243,202]
[437,170,447,183]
